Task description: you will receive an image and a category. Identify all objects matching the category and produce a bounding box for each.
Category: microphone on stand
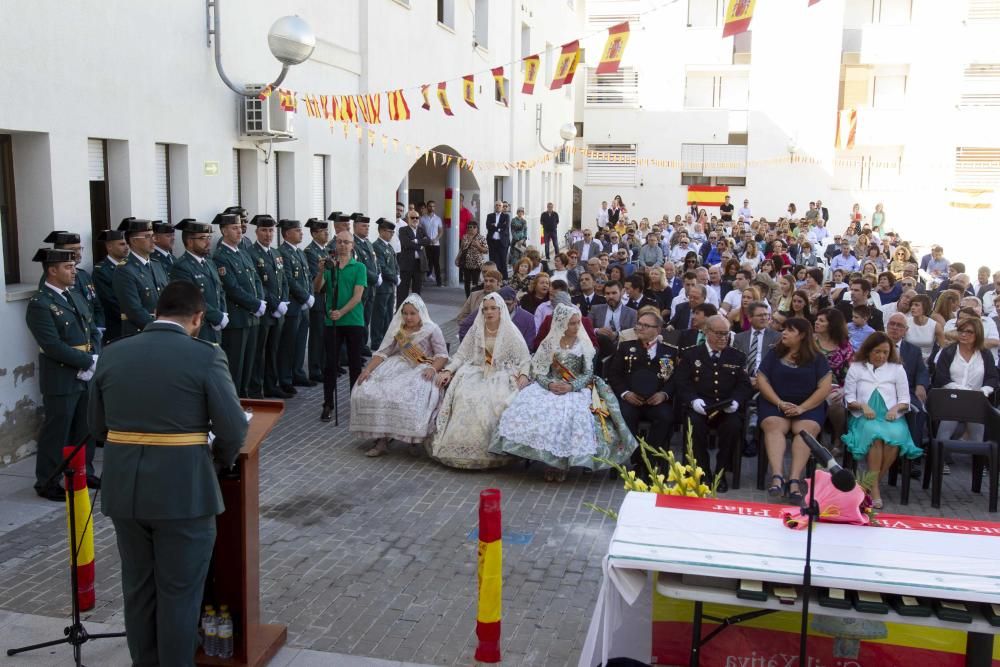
[798,430,856,492]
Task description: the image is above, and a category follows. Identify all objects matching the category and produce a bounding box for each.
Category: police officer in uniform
[350,214,379,351]
[40,231,105,337]
[113,218,169,337]
[303,218,331,382]
[248,214,290,398]
[93,229,129,344]
[170,220,228,343]
[89,281,247,667]
[673,315,753,492]
[26,248,102,500]
[277,219,315,392]
[606,309,679,461]
[150,220,176,269]
[371,218,399,349]
[213,212,266,397]
[215,206,253,251]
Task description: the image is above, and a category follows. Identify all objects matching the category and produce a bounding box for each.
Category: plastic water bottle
[202,608,219,657]
[199,606,214,650]
[217,610,234,659]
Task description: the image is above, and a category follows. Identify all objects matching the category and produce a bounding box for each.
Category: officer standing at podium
[90,281,247,667]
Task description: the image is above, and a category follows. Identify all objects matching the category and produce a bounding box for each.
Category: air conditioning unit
[240,84,295,140]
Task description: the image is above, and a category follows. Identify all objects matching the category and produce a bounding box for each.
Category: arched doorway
[398,144,480,286]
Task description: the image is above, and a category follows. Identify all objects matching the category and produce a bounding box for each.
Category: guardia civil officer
[93,229,129,344]
[277,219,315,392]
[90,280,247,667]
[370,218,400,348]
[113,218,168,336]
[25,248,102,500]
[170,220,228,343]
[247,215,289,398]
[150,220,176,269]
[39,231,105,335]
[303,218,331,382]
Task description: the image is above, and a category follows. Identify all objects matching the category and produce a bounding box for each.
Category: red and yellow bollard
[475,488,502,663]
[63,445,95,611]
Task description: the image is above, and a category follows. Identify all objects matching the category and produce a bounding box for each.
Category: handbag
[454,240,467,268]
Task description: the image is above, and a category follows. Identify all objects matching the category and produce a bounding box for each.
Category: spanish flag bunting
[722,0,756,37]
[337,95,357,123]
[278,89,297,112]
[687,184,729,207]
[387,89,411,120]
[463,75,478,109]
[437,82,454,116]
[596,22,630,74]
[319,94,331,119]
[491,67,508,106]
[356,94,381,124]
[835,108,857,149]
[550,40,580,90]
[522,55,540,94]
[257,84,273,100]
[421,84,432,110]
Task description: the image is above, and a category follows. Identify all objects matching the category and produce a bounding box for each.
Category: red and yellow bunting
[277,88,297,112]
[64,445,95,611]
[522,55,540,94]
[437,82,454,116]
[356,94,381,124]
[387,89,410,120]
[835,108,857,149]
[722,0,756,37]
[550,40,581,90]
[596,22,630,74]
[257,84,274,101]
[463,75,477,109]
[492,67,507,106]
[420,84,432,111]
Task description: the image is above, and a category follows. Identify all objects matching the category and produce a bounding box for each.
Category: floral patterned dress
[489,343,637,470]
[509,217,528,265]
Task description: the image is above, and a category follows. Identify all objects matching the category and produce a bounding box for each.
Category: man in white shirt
[670,235,693,264]
[981,271,1000,316]
[738,199,752,221]
[595,201,609,229]
[419,201,444,287]
[391,201,406,254]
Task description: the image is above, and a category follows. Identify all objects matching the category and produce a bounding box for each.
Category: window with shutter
[967,0,1000,22]
[955,147,1000,188]
[839,65,871,109]
[585,144,637,186]
[312,155,327,219]
[681,143,747,186]
[88,139,105,182]
[154,144,170,223]
[587,0,641,31]
[960,64,1000,108]
[232,149,241,207]
[586,67,639,106]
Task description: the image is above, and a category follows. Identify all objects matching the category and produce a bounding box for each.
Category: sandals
[768,474,785,497]
[544,468,567,482]
[365,440,388,457]
[786,478,804,505]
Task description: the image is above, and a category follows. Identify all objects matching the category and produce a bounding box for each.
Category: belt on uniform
[42,343,92,354]
[106,430,210,446]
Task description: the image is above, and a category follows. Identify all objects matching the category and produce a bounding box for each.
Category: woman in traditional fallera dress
[350,295,447,457]
[490,303,637,481]
[429,293,532,469]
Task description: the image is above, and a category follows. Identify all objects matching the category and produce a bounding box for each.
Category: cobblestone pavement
[0,286,997,666]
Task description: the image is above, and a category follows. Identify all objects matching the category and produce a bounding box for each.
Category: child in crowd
[848,304,876,350]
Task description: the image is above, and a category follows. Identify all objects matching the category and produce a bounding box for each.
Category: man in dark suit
[572,272,605,317]
[836,278,884,331]
[623,274,655,311]
[571,229,603,262]
[90,281,247,667]
[606,310,679,456]
[673,315,753,492]
[540,201,559,259]
[676,303,718,350]
[485,200,511,279]
[589,281,637,362]
[733,301,781,456]
[668,284,708,331]
[397,209,430,305]
[886,313,930,463]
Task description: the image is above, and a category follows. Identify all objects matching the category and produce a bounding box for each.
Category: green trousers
[112,515,216,667]
[36,390,93,490]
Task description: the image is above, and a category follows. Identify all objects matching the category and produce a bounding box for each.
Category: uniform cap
[352,215,371,224]
[152,221,175,234]
[334,214,351,223]
[349,212,365,221]
[250,214,277,227]
[43,231,81,245]
[175,219,213,234]
[222,206,248,218]
[212,213,240,227]
[31,248,76,264]
[117,218,154,233]
[279,219,302,231]
[376,218,395,231]
[97,229,126,242]
[326,211,342,221]
[305,218,329,230]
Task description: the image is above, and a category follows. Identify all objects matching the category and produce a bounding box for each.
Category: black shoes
[716,476,729,494]
[279,385,298,395]
[293,379,317,388]
[86,475,101,490]
[264,389,292,399]
[309,374,324,383]
[320,405,333,422]
[36,485,66,502]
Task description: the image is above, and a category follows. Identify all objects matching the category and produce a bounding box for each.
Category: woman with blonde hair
[888,245,912,279]
[519,272,551,314]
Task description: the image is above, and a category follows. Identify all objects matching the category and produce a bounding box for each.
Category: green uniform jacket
[112,253,168,336]
[304,241,328,314]
[353,235,380,287]
[93,257,124,340]
[373,238,399,293]
[247,243,288,326]
[213,243,263,329]
[25,285,101,396]
[278,241,311,307]
[90,321,247,520]
[151,248,175,271]
[36,267,105,329]
[170,252,227,343]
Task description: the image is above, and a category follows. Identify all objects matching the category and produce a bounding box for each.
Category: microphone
[798,430,856,492]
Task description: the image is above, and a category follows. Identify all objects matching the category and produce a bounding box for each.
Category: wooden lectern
[197,399,286,667]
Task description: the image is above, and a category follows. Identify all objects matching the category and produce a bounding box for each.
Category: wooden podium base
[196,624,287,667]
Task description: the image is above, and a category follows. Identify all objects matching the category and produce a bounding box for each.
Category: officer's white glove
[377,273,383,287]
[306,294,315,309]
[983,386,994,397]
[77,355,98,381]
[724,400,739,414]
[395,275,401,286]
[213,313,230,331]
[255,300,266,317]
[691,399,707,415]
[97,327,106,336]
[278,301,289,316]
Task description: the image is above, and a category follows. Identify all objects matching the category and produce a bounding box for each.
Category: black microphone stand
[7,440,126,666]
[798,446,820,665]
[330,258,340,426]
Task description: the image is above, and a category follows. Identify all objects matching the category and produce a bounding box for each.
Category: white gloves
[691,399,707,415]
[395,275,401,286]
[213,313,230,331]
[255,300,266,317]
[97,327,106,336]
[271,302,289,318]
[306,294,315,309]
[983,386,995,397]
[377,273,383,287]
[724,400,739,414]
[77,355,98,382]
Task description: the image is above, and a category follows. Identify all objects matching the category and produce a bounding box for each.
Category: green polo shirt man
[316,230,366,421]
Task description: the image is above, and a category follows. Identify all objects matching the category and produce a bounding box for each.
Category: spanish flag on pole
[522,55,540,94]
[492,67,508,106]
[387,89,411,120]
[475,488,502,663]
[687,185,730,207]
[722,0,756,37]
[463,75,477,109]
[596,22,630,74]
[550,40,581,90]
[64,445,95,611]
[437,82,454,116]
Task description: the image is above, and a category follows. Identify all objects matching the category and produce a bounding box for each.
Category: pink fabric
[780,469,871,530]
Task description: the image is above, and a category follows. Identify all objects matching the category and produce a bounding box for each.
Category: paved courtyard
[0,286,997,666]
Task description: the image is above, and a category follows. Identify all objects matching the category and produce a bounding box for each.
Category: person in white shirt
[933,317,999,445]
[595,201,609,229]
[419,201,444,287]
[982,271,1000,316]
[737,199,752,221]
[670,236,693,264]
[842,331,921,508]
[391,201,406,254]
[941,297,1000,362]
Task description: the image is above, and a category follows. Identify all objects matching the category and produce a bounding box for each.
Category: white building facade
[577,0,1000,268]
[0,0,580,464]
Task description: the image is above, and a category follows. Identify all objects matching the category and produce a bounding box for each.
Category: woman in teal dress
[842,332,922,508]
[489,303,637,481]
[509,207,529,266]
